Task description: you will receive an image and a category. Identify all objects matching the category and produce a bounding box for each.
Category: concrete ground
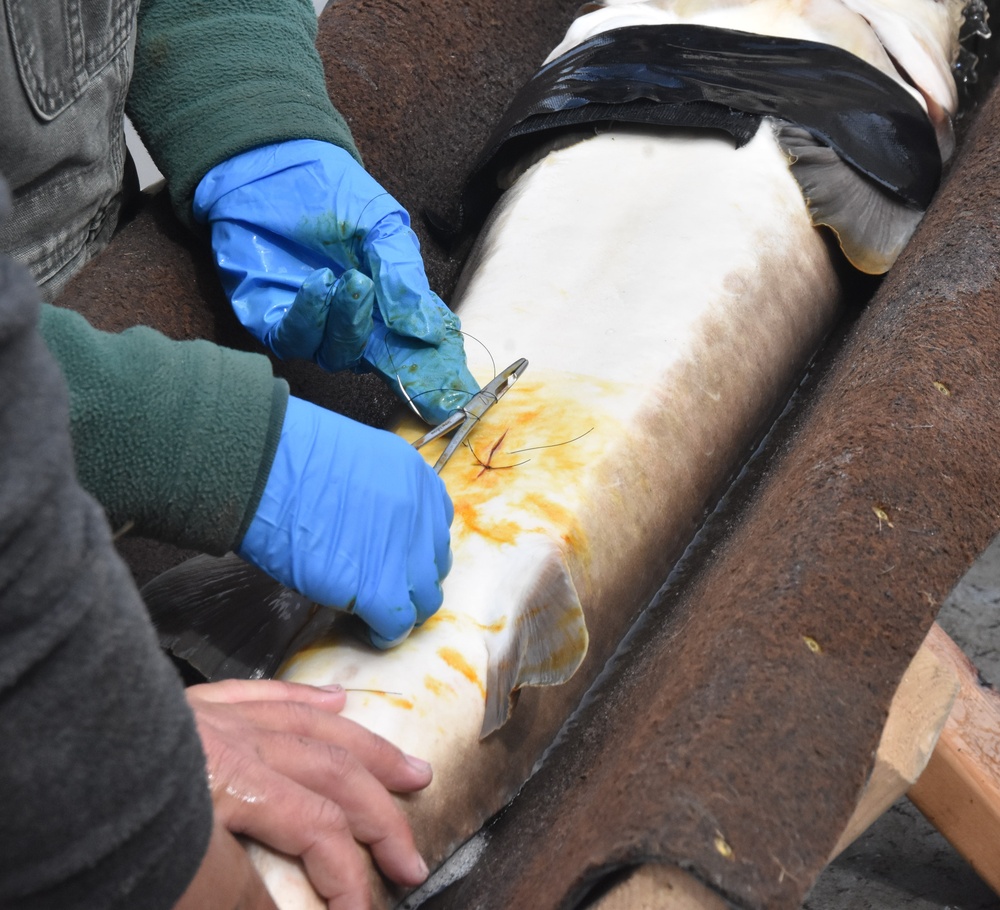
[805,535,1000,910]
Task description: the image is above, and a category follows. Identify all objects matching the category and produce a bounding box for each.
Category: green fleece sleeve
[38,304,288,555]
[125,0,361,230]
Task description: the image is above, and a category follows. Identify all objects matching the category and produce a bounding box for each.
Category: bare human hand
[186,679,433,910]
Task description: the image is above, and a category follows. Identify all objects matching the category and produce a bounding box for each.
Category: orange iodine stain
[424,675,456,698]
[437,646,485,697]
[454,498,521,545]
[449,379,602,529]
[516,491,587,556]
[473,616,507,634]
[449,429,579,546]
[386,696,414,710]
[419,608,460,632]
[397,376,622,549]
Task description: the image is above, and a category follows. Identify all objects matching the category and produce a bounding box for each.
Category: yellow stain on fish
[437,646,486,697]
[399,375,609,563]
[424,675,457,699]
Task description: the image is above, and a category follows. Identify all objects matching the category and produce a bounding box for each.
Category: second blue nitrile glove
[237,396,454,647]
[193,139,480,425]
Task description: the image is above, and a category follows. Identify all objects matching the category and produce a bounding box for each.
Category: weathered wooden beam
[830,622,959,859]
[909,622,1000,893]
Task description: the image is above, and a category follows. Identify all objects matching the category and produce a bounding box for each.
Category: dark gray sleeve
[0,181,213,909]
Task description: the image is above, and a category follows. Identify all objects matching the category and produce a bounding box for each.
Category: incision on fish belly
[396,378,608,549]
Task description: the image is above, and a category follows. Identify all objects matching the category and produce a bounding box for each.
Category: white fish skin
[249,3,965,907]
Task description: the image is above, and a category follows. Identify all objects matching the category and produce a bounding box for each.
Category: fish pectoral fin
[775,122,924,275]
[480,535,589,739]
[140,552,333,682]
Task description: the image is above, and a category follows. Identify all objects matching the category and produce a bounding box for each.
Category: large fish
[142,1,972,906]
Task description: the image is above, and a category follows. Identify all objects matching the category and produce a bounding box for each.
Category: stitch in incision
[466,430,529,478]
[466,427,595,479]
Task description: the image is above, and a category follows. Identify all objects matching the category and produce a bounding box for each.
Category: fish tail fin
[140,553,333,683]
[481,535,589,738]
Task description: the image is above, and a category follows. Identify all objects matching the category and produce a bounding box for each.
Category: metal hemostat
[412,357,529,472]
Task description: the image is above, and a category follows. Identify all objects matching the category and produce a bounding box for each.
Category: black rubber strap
[442,24,941,242]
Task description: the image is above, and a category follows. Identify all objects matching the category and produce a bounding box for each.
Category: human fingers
[407,462,452,625]
[246,728,430,889]
[189,690,432,899]
[362,211,447,345]
[316,269,375,371]
[406,525,448,628]
[187,678,347,710]
[269,268,375,371]
[212,753,379,910]
[362,317,480,425]
[351,441,451,643]
[190,695,425,904]
[190,689,432,794]
[237,399,452,642]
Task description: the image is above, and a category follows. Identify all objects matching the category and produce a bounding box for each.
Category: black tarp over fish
[443,24,942,243]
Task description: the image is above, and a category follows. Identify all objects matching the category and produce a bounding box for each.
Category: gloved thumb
[269,268,375,371]
[369,625,416,651]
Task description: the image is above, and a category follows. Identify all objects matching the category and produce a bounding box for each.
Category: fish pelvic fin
[775,122,925,275]
[480,534,589,739]
[141,552,335,682]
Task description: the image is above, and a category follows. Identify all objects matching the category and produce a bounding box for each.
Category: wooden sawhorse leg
[907,622,1000,893]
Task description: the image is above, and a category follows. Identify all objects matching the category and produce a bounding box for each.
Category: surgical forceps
[412,358,528,473]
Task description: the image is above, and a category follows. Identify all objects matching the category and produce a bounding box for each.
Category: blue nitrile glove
[237,396,454,648]
[193,139,480,425]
